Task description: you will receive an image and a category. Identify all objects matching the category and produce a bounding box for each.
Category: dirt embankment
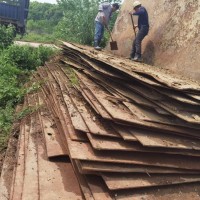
[110,0,200,82]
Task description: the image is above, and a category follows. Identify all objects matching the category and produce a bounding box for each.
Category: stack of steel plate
[4,42,200,200]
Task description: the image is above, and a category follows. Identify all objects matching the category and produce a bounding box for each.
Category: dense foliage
[27,2,63,35]
[0,25,56,150]
[54,0,99,45]
[0,26,15,49]
[24,0,121,46]
[55,0,121,45]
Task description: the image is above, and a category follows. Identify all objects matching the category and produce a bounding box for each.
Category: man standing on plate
[94,2,119,50]
[129,1,149,62]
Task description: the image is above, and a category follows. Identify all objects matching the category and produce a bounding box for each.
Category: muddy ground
[0,122,19,193]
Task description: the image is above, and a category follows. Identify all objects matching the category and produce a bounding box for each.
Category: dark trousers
[130,25,149,58]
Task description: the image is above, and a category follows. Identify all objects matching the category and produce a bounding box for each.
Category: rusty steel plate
[86,175,113,200]
[63,81,120,139]
[39,105,68,157]
[75,66,196,127]
[68,63,200,134]
[86,133,200,157]
[21,114,40,200]
[42,71,87,142]
[131,129,200,150]
[9,121,27,200]
[37,123,83,200]
[66,140,200,170]
[60,55,200,135]
[87,132,140,151]
[102,173,200,190]
[71,160,94,200]
[116,183,200,200]
[62,41,200,93]
[77,82,112,120]
[51,68,90,132]
[77,68,200,134]
[128,83,200,125]
[110,124,137,141]
[80,161,200,174]
[78,68,161,110]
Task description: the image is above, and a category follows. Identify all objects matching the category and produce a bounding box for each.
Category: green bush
[0,102,14,133]
[0,102,14,150]
[0,57,21,106]
[3,44,56,70]
[0,25,15,49]
[3,45,40,70]
[37,45,56,65]
[0,43,56,137]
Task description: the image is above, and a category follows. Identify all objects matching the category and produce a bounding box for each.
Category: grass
[16,32,57,44]
[63,66,79,86]
[0,42,57,152]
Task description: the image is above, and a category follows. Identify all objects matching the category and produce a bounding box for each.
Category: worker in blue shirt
[129,1,149,62]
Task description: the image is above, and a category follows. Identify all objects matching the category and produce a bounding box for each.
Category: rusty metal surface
[73,73,139,124]
[79,68,200,128]
[128,83,200,125]
[41,68,87,142]
[76,80,112,120]
[71,160,94,200]
[38,91,83,199]
[9,81,84,200]
[10,121,26,200]
[112,124,137,141]
[10,42,200,199]
[102,173,200,190]
[62,41,200,92]
[86,176,113,200]
[109,0,200,82]
[86,132,139,151]
[131,129,200,150]
[53,69,90,132]
[116,183,200,200]
[21,113,39,200]
[80,161,200,174]
[59,74,120,139]
[39,100,68,157]
[67,140,200,170]
[79,68,192,126]
[60,44,200,136]
[86,132,200,157]
[51,43,200,198]
[37,129,83,200]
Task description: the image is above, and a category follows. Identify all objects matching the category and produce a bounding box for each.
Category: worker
[94,2,120,50]
[129,1,149,62]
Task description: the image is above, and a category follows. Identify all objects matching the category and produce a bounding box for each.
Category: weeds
[17,33,57,43]
[0,26,57,150]
[64,67,79,86]
[16,104,42,120]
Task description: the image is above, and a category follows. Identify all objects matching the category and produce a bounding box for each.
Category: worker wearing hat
[94,2,120,50]
[129,1,149,62]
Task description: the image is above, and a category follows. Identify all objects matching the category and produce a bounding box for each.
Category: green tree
[55,0,121,46]
[27,2,63,34]
[25,0,121,45]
